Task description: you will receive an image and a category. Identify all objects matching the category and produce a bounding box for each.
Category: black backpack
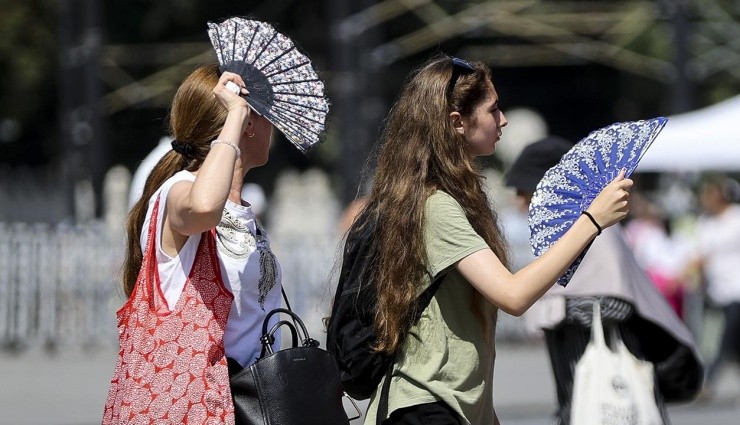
[326,210,444,403]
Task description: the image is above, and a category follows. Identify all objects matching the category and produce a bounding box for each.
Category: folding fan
[207,17,329,153]
[528,117,668,286]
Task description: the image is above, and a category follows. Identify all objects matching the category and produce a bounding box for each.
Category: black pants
[706,301,740,384]
[382,401,461,425]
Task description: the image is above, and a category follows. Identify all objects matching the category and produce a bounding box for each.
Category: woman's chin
[477,146,496,157]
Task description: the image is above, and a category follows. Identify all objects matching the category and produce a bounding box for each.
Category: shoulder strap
[279,286,315,346]
[143,197,168,311]
[376,271,445,424]
[412,273,445,322]
[376,363,393,424]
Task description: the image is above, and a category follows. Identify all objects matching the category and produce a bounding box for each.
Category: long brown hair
[122,64,228,297]
[359,55,510,354]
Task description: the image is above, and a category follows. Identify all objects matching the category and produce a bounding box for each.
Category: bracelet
[581,211,602,235]
[210,139,241,159]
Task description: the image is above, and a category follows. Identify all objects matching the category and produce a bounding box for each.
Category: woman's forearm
[457,215,598,316]
[187,107,248,215]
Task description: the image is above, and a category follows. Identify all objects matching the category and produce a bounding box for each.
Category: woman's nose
[499,110,508,127]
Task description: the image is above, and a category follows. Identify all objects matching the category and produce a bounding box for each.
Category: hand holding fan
[528,117,668,286]
[207,17,329,153]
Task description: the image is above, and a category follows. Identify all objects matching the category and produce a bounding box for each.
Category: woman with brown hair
[354,55,633,425]
[103,64,281,424]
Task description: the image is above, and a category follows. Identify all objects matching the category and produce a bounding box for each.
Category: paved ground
[492,343,740,425]
[0,341,737,425]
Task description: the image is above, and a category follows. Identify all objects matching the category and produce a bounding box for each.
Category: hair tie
[581,211,602,235]
[171,140,195,157]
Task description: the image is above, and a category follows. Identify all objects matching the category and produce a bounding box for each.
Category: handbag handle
[260,308,320,354]
[590,301,607,349]
[279,287,320,350]
[262,308,308,340]
[609,326,630,354]
[260,319,299,356]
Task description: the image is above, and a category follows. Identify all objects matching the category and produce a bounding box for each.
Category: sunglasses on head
[452,57,474,71]
[448,57,475,95]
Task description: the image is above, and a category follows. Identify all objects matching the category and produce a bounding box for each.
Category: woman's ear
[244,119,255,138]
[449,111,465,136]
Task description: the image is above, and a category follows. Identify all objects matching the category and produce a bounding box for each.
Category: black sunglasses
[448,57,475,95]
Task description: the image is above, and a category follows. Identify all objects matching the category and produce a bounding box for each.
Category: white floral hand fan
[207,17,329,153]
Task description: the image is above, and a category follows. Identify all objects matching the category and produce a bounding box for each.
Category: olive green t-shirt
[364,191,497,425]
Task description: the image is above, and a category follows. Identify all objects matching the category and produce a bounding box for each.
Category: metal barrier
[0,222,533,350]
[0,221,121,349]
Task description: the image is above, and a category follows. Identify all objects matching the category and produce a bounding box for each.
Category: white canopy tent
[637,94,740,172]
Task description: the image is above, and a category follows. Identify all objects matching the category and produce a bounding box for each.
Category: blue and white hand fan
[528,117,668,286]
[207,17,329,153]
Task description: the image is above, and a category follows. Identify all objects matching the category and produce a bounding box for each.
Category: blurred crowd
[493,166,740,403]
[624,174,740,399]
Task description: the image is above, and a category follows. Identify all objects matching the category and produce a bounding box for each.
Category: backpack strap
[376,362,393,424]
[376,273,445,424]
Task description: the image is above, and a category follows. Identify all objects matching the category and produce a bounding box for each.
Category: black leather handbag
[228,290,357,425]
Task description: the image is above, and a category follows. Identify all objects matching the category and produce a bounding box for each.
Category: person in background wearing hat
[504,136,703,425]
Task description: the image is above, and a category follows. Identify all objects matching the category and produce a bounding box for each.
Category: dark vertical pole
[58,0,104,221]
[670,0,692,113]
[83,0,106,217]
[665,0,699,336]
[58,0,77,221]
[357,0,383,200]
[330,0,358,205]
[331,0,381,205]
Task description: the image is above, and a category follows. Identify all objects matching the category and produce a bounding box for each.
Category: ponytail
[121,64,226,297]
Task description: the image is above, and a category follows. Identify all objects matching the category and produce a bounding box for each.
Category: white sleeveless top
[141,170,282,366]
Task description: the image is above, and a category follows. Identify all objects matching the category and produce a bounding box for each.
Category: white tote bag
[571,303,663,425]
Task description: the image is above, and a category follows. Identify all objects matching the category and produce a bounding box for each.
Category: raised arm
[458,169,633,316]
[167,71,250,236]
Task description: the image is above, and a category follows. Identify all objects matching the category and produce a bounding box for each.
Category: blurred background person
[504,136,703,425]
[625,193,690,320]
[127,136,173,209]
[687,174,740,397]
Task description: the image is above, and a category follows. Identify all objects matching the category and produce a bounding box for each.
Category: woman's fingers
[225,81,240,94]
[220,72,248,94]
[607,169,630,188]
[214,72,250,97]
[586,170,635,229]
[608,170,633,203]
[213,72,250,112]
[616,167,626,180]
[621,177,634,192]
